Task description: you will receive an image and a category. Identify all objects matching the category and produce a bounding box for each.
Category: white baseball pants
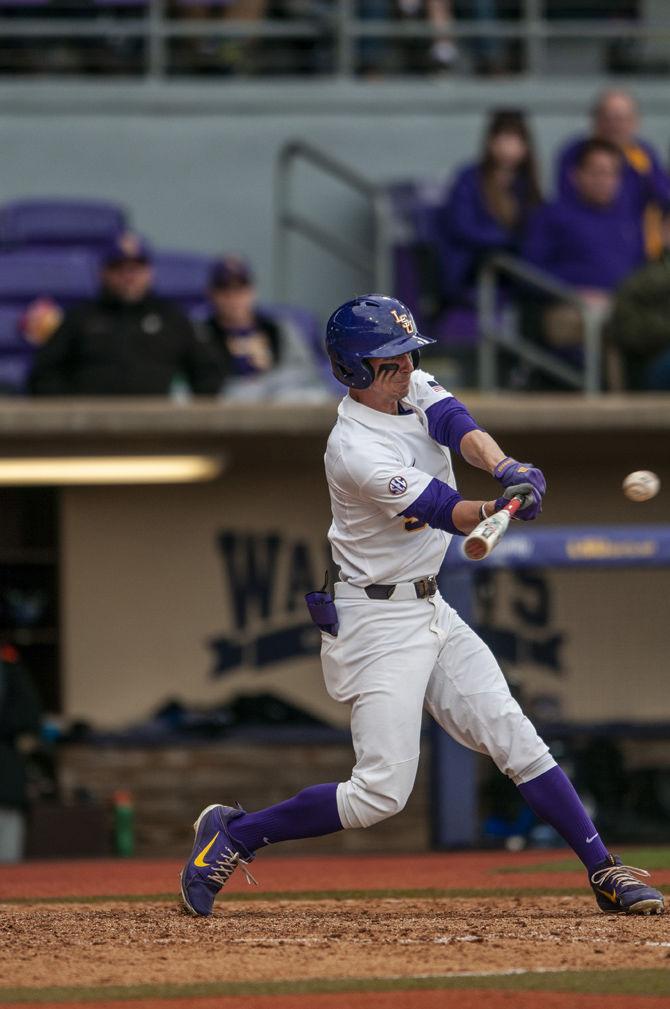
[321,585,555,830]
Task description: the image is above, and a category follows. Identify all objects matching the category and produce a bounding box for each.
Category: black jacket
[29,292,224,396]
[0,654,42,809]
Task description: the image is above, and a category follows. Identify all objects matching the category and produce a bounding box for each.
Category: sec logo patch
[388,476,408,496]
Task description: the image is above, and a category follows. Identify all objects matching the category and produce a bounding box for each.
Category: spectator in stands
[606,243,670,390]
[522,140,646,364]
[201,256,329,401]
[439,108,542,302]
[29,234,223,397]
[524,140,644,298]
[21,298,63,348]
[556,90,670,262]
[358,1,457,76]
[0,645,41,863]
[169,0,269,76]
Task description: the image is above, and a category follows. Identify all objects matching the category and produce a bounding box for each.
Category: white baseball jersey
[325,369,456,586]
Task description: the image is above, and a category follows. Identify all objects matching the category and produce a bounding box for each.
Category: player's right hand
[493,457,546,520]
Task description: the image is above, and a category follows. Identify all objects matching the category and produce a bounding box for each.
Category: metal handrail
[1,13,668,38]
[346,18,670,39]
[1,4,670,78]
[0,18,322,38]
[274,139,393,305]
[477,252,603,394]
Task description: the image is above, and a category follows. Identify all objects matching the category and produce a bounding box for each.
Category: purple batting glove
[494,457,546,521]
[494,482,541,521]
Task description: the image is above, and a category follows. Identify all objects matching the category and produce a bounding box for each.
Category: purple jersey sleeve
[400,476,463,535]
[425,395,482,455]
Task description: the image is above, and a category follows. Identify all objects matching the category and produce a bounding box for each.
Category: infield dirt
[2,895,670,991]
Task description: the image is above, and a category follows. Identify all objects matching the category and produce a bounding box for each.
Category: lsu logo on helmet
[390,309,415,335]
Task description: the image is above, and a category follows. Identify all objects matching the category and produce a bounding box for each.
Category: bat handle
[462,493,529,562]
[501,494,526,519]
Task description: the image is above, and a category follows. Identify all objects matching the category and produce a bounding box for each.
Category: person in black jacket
[0,644,41,862]
[29,234,223,396]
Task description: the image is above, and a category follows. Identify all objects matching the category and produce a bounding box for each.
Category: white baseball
[622,470,660,502]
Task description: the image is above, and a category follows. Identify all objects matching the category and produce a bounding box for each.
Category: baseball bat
[463,495,527,562]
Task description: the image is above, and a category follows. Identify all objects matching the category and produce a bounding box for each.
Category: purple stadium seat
[385,181,423,228]
[385,181,447,241]
[428,305,480,348]
[0,199,127,250]
[385,179,452,321]
[0,249,99,306]
[0,354,33,395]
[0,305,31,354]
[151,250,214,311]
[392,245,423,319]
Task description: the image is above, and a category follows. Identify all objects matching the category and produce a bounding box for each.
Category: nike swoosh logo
[596,886,618,905]
[193,832,219,867]
[586,833,599,843]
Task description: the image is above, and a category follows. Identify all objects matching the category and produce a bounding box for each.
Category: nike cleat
[590,854,664,915]
[180,803,258,917]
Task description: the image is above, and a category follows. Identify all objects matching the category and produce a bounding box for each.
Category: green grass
[0,885,605,906]
[496,847,670,875]
[1,969,669,1002]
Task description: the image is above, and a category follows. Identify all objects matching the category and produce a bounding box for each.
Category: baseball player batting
[180,295,664,918]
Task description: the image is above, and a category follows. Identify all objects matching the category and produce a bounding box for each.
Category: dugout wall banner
[61,474,348,730]
[61,467,670,731]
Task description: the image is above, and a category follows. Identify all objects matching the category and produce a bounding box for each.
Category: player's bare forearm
[459,429,507,475]
[452,498,498,535]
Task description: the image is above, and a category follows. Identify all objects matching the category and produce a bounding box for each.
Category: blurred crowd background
[2,84,670,398]
[0,0,660,78]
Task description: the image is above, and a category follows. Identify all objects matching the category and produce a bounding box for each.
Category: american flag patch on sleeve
[428,380,446,393]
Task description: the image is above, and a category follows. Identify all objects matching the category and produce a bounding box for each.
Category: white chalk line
[229,933,661,948]
[339,968,571,980]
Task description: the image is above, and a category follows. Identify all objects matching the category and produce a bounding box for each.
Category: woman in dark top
[440,109,542,301]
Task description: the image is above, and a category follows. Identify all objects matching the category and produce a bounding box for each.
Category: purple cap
[209,255,254,289]
[103,232,152,266]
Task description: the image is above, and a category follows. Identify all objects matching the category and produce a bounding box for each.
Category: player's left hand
[494,457,546,521]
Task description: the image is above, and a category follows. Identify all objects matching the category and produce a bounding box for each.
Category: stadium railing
[274,138,394,304]
[1,1,670,79]
[275,139,605,394]
[477,253,604,395]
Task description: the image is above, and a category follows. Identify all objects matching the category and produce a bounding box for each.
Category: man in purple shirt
[523,139,644,297]
[521,140,647,373]
[556,90,670,262]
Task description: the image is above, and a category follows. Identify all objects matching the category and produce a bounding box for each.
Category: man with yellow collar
[556,89,670,262]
